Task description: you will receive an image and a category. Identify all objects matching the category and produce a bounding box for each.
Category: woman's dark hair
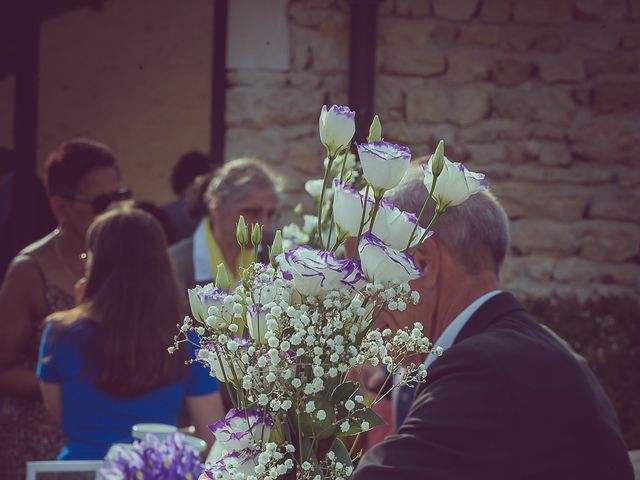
[45,138,119,196]
[132,200,176,245]
[78,207,185,397]
[171,151,212,196]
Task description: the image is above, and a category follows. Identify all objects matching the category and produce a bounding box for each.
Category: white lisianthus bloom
[276,247,365,297]
[187,283,230,326]
[358,232,422,284]
[319,105,356,158]
[304,179,325,199]
[371,197,431,250]
[333,179,374,237]
[209,408,273,452]
[357,141,411,194]
[421,155,488,211]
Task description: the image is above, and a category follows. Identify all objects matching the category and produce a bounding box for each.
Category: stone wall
[372,0,640,300]
[225,0,640,300]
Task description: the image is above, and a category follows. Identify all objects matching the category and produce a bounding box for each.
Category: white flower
[305,179,325,199]
[332,179,374,237]
[247,305,268,343]
[209,408,273,452]
[421,155,488,211]
[198,341,248,382]
[276,247,365,298]
[371,197,431,250]
[319,105,356,158]
[359,232,422,284]
[357,141,411,193]
[187,283,228,325]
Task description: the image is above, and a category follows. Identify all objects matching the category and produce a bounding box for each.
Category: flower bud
[367,115,382,143]
[251,223,262,247]
[293,203,304,217]
[215,263,232,290]
[236,216,248,246]
[432,140,445,177]
[269,230,283,265]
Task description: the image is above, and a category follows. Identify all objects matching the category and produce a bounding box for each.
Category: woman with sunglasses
[37,207,223,460]
[0,139,130,476]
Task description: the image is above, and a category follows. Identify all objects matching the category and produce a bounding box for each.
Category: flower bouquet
[98,432,203,480]
[172,105,487,480]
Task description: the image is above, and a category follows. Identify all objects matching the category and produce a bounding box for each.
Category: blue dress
[37,319,218,460]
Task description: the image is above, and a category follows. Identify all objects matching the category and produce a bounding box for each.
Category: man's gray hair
[388,166,510,276]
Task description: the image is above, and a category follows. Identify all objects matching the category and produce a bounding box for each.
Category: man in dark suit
[355,171,633,479]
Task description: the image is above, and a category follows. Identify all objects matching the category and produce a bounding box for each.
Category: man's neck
[430,272,499,340]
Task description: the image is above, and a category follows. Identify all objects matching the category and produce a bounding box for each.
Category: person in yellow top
[169,157,279,294]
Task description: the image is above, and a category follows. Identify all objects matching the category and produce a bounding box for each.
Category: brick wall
[225,0,640,300]
[373,0,640,299]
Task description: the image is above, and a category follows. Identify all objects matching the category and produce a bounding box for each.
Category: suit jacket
[169,236,199,294]
[355,292,633,480]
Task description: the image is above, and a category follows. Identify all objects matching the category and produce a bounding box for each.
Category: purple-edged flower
[206,448,259,479]
[209,408,273,452]
[319,105,356,158]
[197,339,249,382]
[333,179,374,237]
[371,197,430,250]
[247,304,268,343]
[98,433,203,480]
[188,283,229,327]
[422,155,489,211]
[358,232,423,284]
[276,246,365,297]
[357,141,411,193]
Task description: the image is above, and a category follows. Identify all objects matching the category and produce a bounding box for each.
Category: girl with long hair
[37,207,224,460]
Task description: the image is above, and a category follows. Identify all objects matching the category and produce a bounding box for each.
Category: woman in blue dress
[37,206,224,460]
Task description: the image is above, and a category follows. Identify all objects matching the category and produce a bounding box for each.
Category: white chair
[25,460,104,480]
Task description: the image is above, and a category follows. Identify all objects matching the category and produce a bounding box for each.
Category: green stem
[405,176,438,250]
[317,156,336,250]
[410,210,442,256]
[352,184,371,259]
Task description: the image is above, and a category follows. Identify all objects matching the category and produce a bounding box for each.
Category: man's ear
[412,238,440,289]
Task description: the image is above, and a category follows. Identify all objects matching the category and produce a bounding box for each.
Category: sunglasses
[64,188,133,214]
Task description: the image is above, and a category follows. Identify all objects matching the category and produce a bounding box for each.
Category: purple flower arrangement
[98,432,203,480]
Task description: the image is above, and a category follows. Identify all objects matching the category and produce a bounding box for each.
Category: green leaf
[332,382,359,404]
[340,407,386,436]
[330,438,354,467]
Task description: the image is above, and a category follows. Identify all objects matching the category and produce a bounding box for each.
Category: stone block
[589,189,640,222]
[512,0,573,24]
[407,84,490,126]
[464,143,507,165]
[492,181,591,221]
[449,85,491,126]
[574,0,628,20]
[576,220,640,262]
[615,166,640,187]
[592,81,640,114]
[290,25,314,70]
[551,257,600,283]
[288,3,328,28]
[492,86,576,125]
[382,122,456,150]
[479,0,512,23]
[433,0,480,20]
[569,114,640,164]
[571,86,592,106]
[429,24,460,47]
[585,53,639,77]
[457,119,531,143]
[530,141,572,166]
[493,59,535,86]
[501,256,555,284]
[510,219,581,255]
[378,18,429,47]
[630,0,640,18]
[573,28,621,52]
[620,31,640,50]
[445,48,490,83]
[379,44,446,76]
[374,75,408,121]
[537,55,586,83]
[227,71,288,87]
[458,26,501,46]
[394,0,431,16]
[225,86,323,127]
[530,124,566,142]
[543,163,615,185]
